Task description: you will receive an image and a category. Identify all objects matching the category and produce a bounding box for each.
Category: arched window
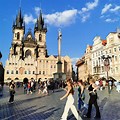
[15,78,19,80]
[39,34,42,41]
[25,49,32,57]
[17,32,20,39]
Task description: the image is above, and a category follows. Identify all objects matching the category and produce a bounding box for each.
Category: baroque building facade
[4,9,72,82]
[76,29,120,82]
[76,45,92,82]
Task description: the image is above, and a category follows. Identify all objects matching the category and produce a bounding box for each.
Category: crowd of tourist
[1,77,120,119]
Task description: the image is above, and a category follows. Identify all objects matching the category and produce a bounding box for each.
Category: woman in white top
[60,79,82,120]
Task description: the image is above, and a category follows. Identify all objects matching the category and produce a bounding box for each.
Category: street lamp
[101,55,111,94]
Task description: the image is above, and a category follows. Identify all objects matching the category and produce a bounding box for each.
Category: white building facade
[92,30,120,81]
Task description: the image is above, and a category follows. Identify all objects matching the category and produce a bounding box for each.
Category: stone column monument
[53,30,66,81]
[57,29,62,73]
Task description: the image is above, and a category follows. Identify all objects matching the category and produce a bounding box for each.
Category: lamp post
[101,55,111,94]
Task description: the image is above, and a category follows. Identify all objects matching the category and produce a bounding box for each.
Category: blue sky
[0,0,120,67]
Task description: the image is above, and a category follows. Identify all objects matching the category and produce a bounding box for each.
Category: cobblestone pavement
[0,85,120,120]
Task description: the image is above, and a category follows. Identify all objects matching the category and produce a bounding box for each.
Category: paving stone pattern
[0,85,120,120]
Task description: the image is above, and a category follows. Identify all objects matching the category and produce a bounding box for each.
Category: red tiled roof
[76,59,85,66]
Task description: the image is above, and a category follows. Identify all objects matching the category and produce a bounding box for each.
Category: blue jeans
[78,97,84,111]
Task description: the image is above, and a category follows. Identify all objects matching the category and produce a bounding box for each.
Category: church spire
[13,8,25,31]
[34,9,47,33]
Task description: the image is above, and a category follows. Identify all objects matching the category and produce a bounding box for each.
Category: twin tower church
[4,9,72,82]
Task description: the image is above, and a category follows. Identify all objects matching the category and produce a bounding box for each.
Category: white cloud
[44,9,78,27]
[110,6,120,12]
[86,0,99,11]
[101,4,120,15]
[24,0,99,26]
[79,0,99,22]
[105,18,118,23]
[81,14,90,22]
[80,0,99,14]
[101,4,112,14]
[24,14,36,24]
[101,4,120,23]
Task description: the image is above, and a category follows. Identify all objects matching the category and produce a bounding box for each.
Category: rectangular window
[33,71,35,74]
[11,70,14,74]
[43,71,45,75]
[119,47,120,51]
[109,49,111,53]
[16,71,18,74]
[116,67,118,73]
[114,48,116,52]
[7,70,9,74]
[115,56,117,61]
[25,71,27,74]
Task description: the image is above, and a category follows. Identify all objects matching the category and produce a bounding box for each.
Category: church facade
[4,9,72,82]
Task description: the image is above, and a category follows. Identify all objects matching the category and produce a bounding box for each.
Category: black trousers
[9,91,14,102]
[87,95,100,118]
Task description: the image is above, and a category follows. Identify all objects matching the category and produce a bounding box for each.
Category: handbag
[90,91,97,96]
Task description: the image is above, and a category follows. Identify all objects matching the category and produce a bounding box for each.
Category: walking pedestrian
[38,81,43,94]
[27,80,31,94]
[9,80,15,103]
[84,79,101,119]
[60,79,82,120]
[42,81,48,95]
[77,80,85,113]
